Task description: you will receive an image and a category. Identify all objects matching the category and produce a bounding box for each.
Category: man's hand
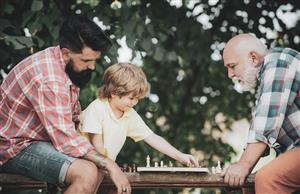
[107,162,131,194]
[221,162,251,187]
[83,150,131,194]
[221,142,268,187]
[178,153,199,167]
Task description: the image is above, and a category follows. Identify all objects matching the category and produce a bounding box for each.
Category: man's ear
[249,51,261,67]
[61,48,71,63]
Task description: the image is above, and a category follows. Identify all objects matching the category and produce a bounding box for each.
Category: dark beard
[65,60,93,88]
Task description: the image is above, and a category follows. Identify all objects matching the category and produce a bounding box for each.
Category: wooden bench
[0,172,255,192]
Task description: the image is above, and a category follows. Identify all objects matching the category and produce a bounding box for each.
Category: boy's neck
[108,98,124,119]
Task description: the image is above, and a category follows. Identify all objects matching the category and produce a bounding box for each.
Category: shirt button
[268,137,276,145]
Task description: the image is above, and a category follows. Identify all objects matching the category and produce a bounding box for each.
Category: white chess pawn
[146,155,150,167]
[211,166,216,174]
[216,161,222,174]
[154,162,159,167]
[160,160,164,167]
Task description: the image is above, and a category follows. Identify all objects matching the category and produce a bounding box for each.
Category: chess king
[80,63,199,167]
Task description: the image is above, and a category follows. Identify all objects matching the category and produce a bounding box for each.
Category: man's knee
[255,165,280,192]
[66,159,101,192]
[255,166,275,184]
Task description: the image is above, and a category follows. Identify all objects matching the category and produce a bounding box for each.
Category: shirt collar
[104,99,130,122]
[256,61,264,83]
[54,45,73,87]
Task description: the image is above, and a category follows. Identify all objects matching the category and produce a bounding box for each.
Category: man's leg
[0,141,104,194]
[255,147,300,194]
[64,158,106,194]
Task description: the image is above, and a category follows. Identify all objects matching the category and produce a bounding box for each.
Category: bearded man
[0,16,131,194]
[222,33,300,194]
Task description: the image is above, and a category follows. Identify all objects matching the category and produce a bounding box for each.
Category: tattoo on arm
[83,149,109,171]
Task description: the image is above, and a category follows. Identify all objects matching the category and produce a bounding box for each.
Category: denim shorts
[0,141,76,186]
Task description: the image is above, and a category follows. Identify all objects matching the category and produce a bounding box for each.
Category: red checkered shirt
[0,46,93,165]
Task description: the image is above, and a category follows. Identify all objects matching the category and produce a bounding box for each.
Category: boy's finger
[192,159,199,167]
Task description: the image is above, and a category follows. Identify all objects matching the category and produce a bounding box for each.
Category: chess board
[137,167,209,173]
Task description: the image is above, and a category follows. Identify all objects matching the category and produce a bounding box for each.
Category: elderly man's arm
[221,142,267,187]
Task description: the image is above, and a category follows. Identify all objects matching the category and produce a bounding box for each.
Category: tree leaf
[4,3,14,14]
[31,0,43,12]
[4,36,33,50]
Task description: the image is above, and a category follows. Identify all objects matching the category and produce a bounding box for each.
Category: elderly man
[222,33,300,194]
[0,16,131,194]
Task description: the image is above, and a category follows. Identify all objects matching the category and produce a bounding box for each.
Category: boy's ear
[111,94,118,99]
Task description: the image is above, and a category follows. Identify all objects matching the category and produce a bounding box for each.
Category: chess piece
[122,163,128,172]
[199,161,204,167]
[154,162,159,167]
[128,166,132,173]
[132,163,136,173]
[146,155,150,167]
[168,161,173,167]
[216,161,222,174]
[160,161,164,167]
[211,166,216,174]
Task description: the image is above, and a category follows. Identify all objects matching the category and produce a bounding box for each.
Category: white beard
[232,65,258,93]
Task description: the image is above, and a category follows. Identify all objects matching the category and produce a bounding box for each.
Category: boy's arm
[144,133,199,167]
[91,134,105,155]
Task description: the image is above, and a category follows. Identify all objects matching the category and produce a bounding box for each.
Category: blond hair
[99,63,149,99]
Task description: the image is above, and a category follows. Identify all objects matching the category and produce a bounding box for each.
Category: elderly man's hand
[221,162,251,187]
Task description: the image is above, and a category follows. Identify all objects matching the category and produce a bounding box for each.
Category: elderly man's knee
[255,166,276,184]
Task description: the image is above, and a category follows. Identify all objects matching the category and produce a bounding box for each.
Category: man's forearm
[83,149,112,171]
[239,142,268,172]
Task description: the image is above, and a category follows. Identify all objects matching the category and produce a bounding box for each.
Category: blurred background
[1,0,299,193]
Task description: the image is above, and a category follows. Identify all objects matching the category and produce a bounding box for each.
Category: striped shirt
[0,46,93,165]
[248,47,300,154]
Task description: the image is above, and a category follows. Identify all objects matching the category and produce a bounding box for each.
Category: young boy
[81,63,198,167]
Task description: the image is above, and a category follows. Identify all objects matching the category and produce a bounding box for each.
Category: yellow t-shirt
[81,98,153,161]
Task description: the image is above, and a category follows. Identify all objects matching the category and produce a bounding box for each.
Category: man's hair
[59,15,112,53]
[99,63,149,99]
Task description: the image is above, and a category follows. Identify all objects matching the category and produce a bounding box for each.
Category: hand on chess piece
[177,153,199,167]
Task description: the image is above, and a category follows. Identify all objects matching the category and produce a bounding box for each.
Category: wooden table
[0,173,47,190]
[102,172,255,188]
[0,172,254,191]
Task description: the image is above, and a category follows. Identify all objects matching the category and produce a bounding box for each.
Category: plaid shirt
[0,46,93,165]
[248,47,300,154]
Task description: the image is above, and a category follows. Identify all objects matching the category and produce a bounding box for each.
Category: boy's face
[111,94,140,112]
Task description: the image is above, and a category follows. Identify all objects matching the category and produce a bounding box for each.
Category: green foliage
[1,1,300,193]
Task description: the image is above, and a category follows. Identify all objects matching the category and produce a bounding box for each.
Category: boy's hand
[178,153,199,167]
